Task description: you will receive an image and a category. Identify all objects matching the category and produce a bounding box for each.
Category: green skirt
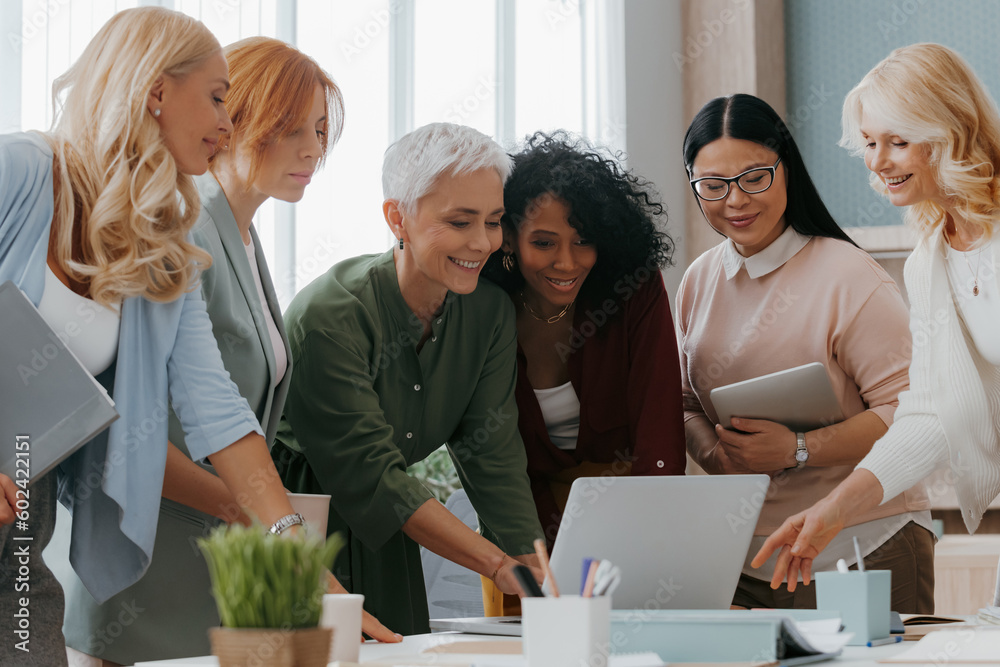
[56,498,222,663]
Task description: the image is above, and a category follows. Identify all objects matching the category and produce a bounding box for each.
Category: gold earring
[502,252,515,272]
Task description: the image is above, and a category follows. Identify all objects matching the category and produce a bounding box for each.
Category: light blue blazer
[59,172,295,663]
[0,132,262,603]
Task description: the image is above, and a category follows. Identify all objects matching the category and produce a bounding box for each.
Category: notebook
[0,281,118,485]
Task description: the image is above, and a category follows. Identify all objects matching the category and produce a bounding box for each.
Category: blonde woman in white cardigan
[756,43,1000,605]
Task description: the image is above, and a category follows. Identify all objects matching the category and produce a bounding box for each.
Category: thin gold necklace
[949,226,984,296]
[962,245,984,296]
[520,292,573,324]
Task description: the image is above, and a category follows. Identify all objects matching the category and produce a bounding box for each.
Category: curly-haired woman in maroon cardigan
[481,131,686,614]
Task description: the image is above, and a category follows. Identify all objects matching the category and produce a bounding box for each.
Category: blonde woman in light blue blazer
[59,37,399,666]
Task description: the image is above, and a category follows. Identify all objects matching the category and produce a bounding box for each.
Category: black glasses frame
[689,156,782,201]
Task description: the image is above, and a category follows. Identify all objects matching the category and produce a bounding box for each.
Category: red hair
[212,36,343,185]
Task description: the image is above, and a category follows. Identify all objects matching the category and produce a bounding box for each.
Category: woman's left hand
[716,418,796,473]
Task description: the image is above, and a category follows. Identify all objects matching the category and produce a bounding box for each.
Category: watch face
[795,450,808,462]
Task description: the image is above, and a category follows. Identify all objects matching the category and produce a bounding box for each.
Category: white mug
[320,593,364,662]
[286,492,331,536]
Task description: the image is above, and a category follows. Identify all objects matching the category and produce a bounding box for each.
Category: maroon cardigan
[515,274,687,548]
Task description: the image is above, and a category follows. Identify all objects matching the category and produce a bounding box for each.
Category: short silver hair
[382,122,512,213]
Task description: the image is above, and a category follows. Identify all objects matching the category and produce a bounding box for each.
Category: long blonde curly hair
[45,6,218,306]
[841,43,1000,243]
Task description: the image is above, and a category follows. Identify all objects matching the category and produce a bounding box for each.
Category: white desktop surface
[132,631,911,666]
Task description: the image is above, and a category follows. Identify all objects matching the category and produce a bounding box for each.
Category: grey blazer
[60,173,295,664]
[177,172,293,450]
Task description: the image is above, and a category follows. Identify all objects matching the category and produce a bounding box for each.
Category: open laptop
[0,281,118,485]
[430,474,770,635]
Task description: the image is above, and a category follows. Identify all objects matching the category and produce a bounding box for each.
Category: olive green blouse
[273,250,542,634]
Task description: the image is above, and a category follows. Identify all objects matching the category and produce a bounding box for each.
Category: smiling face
[861,112,943,208]
[690,137,788,257]
[508,195,597,313]
[151,50,233,175]
[397,167,505,298]
[234,83,326,203]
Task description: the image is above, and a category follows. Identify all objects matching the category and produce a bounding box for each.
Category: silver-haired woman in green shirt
[272,123,545,635]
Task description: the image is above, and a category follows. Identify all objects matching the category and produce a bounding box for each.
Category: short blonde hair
[46,6,219,306]
[841,43,1000,243]
[211,37,344,187]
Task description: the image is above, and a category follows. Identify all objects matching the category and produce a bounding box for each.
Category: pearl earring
[153,109,161,117]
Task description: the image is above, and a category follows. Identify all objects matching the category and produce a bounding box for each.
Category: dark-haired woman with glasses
[676,94,934,612]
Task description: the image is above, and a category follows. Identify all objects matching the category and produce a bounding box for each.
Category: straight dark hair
[683,93,857,246]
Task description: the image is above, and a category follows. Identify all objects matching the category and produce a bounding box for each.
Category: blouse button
[431,336,438,342]
[435,318,443,324]
[656,460,664,468]
[414,384,421,391]
[406,432,413,439]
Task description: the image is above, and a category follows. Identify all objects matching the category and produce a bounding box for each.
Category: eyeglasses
[689,156,782,201]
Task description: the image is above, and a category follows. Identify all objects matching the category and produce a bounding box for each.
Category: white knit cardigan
[857,228,1000,535]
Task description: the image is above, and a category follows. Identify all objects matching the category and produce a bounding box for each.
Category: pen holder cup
[522,595,611,667]
[815,569,891,645]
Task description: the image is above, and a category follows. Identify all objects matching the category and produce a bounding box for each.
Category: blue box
[815,570,891,645]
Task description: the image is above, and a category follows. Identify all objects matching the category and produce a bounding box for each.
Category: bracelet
[490,554,510,585]
[268,512,304,535]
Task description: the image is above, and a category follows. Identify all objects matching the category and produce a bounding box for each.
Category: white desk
[133,631,912,666]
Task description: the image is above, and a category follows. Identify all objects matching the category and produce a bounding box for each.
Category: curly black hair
[483,131,674,307]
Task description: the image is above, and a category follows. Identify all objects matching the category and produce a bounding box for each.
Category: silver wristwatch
[268,512,305,535]
[794,432,809,469]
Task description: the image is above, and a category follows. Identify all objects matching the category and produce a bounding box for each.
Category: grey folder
[0,280,118,485]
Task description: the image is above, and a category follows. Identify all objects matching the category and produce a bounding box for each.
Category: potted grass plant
[198,522,345,667]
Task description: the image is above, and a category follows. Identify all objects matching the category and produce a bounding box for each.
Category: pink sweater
[677,234,930,533]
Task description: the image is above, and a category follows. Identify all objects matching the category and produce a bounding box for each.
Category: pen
[580,558,597,595]
[853,536,865,572]
[867,636,902,647]
[582,559,599,598]
[533,538,560,597]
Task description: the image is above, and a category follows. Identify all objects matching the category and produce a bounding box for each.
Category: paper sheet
[879,627,1000,663]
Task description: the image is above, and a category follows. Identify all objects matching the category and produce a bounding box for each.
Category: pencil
[533,538,560,597]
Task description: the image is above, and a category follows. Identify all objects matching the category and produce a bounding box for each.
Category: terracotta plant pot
[210,627,332,667]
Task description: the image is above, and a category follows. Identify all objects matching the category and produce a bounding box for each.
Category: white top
[946,242,1000,365]
[37,264,120,377]
[859,231,1000,533]
[244,236,287,386]
[533,381,581,450]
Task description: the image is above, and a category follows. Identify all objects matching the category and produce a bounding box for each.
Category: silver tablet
[710,362,844,432]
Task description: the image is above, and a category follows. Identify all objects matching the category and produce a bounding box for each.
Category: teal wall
[785,0,1000,228]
